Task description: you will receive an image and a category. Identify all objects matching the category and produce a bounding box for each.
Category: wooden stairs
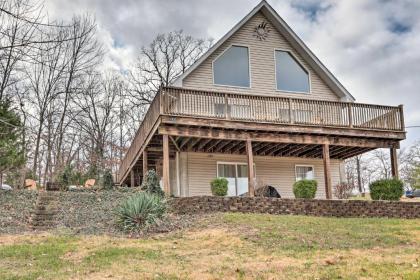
[30,192,59,231]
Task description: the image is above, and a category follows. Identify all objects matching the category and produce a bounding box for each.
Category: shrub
[115,192,167,232]
[57,165,74,186]
[334,183,354,199]
[293,179,317,199]
[210,178,228,196]
[56,165,86,186]
[84,165,100,182]
[369,178,404,201]
[101,169,114,189]
[141,169,164,197]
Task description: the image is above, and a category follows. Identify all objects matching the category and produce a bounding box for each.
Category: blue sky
[45,0,420,147]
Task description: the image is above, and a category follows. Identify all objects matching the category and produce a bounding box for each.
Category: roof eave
[259,5,355,101]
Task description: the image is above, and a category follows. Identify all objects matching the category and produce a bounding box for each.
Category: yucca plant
[115,192,167,232]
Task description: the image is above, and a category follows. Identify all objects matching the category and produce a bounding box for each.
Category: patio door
[217,163,251,196]
[236,164,248,196]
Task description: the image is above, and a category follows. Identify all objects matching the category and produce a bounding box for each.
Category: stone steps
[30,192,59,231]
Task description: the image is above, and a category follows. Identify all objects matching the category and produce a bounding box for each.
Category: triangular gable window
[213,45,250,88]
[275,50,310,93]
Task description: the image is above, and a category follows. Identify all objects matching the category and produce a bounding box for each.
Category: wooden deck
[118,86,406,193]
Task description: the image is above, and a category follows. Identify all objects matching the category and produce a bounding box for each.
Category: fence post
[288,98,293,124]
[347,103,353,127]
[225,93,230,120]
[159,89,164,114]
[399,104,405,131]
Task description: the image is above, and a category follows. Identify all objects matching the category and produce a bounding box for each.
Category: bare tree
[73,71,121,171]
[127,30,212,106]
[25,27,68,175]
[122,30,212,148]
[0,0,39,100]
[2,6,212,187]
[54,15,103,172]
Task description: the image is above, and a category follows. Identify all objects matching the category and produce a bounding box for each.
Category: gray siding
[181,152,343,199]
[183,12,340,101]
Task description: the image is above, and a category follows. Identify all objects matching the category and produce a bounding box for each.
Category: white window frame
[212,44,252,89]
[216,161,256,177]
[274,48,311,94]
[216,161,256,196]
[294,164,315,181]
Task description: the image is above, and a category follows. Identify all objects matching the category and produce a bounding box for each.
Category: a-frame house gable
[173,0,355,102]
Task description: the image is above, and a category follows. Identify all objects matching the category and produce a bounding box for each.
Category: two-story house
[118,1,405,198]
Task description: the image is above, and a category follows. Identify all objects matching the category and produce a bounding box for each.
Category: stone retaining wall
[169,196,420,219]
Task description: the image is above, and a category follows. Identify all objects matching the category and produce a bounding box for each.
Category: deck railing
[118,93,161,182]
[161,87,405,131]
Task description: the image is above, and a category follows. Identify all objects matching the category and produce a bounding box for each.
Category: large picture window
[295,165,314,181]
[275,50,310,93]
[213,45,250,88]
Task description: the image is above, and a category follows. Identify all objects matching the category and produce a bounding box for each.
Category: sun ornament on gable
[254,21,270,40]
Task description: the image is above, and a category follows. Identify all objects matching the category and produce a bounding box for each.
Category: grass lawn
[0,213,419,279]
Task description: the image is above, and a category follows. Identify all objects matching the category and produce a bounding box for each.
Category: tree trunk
[356,157,364,197]
[32,121,43,175]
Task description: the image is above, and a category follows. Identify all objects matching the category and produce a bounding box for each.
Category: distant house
[118,1,405,198]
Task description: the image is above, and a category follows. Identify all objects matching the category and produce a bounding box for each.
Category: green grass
[84,247,161,268]
[223,213,418,253]
[0,214,419,279]
[0,236,78,280]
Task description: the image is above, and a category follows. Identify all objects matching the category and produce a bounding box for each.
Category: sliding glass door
[217,163,237,196]
[217,162,251,196]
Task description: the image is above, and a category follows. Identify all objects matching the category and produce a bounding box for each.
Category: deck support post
[390,147,399,179]
[162,134,170,194]
[142,149,148,182]
[323,144,332,199]
[246,139,255,197]
[130,169,135,188]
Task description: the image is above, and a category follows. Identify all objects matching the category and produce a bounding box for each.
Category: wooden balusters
[399,105,405,131]
[288,98,293,124]
[348,103,353,127]
[224,93,229,119]
[159,87,403,132]
[118,90,161,183]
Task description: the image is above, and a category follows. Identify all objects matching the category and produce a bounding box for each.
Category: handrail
[161,86,404,131]
[118,91,161,183]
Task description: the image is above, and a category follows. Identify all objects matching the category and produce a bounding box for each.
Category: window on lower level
[295,165,314,181]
